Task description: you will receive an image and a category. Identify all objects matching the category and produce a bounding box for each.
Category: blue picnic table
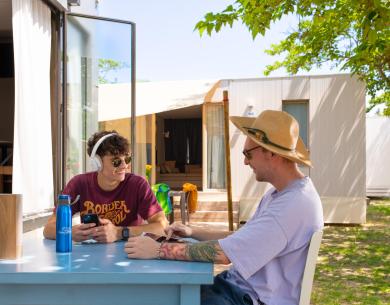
[0,229,213,305]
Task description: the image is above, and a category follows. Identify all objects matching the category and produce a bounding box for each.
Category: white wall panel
[366,116,390,196]
[227,78,282,220]
[309,74,365,198]
[282,77,310,100]
[225,74,366,223]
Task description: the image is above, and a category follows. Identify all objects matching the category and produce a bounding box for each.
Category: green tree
[195,0,390,114]
[98,58,129,84]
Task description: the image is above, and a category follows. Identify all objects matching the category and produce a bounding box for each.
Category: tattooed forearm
[159,240,230,264]
[187,240,220,262]
[159,242,187,260]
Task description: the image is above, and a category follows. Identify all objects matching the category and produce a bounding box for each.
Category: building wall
[100,115,154,178]
[366,116,390,196]
[227,74,366,224]
[309,75,366,223]
[228,78,282,213]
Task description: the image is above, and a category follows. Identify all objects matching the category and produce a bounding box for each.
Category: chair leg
[167,195,174,224]
[180,193,187,224]
[168,212,174,224]
[185,192,190,224]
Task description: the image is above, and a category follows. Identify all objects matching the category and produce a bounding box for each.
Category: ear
[262,148,273,157]
[272,153,288,166]
[266,150,278,163]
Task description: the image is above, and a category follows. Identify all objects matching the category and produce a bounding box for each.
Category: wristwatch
[121,227,130,241]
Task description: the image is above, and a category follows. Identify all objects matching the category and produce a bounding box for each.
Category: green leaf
[223,5,234,13]
[194,0,390,108]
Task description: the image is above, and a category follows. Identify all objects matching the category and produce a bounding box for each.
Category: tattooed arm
[125,236,231,264]
[160,240,231,264]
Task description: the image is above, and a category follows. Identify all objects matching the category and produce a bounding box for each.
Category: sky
[98,0,338,82]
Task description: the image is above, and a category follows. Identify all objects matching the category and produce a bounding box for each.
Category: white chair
[299,230,323,305]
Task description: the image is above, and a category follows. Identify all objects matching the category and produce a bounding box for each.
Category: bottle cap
[58,194,70,201]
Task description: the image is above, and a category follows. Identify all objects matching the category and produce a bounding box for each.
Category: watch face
[122,227,129,240]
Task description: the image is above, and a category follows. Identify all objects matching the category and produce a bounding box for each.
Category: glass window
[283,101,309,148]
[66,15,134,183]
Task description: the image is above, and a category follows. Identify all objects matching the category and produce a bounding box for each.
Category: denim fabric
[201,271,265,305]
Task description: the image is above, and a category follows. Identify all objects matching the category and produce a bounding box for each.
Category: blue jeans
[201,271,265,305]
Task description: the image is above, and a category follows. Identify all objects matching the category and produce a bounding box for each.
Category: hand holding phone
[81,213,100,227]
[142,232,184,243]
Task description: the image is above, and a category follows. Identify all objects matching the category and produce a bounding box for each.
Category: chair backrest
[299,230,323,305]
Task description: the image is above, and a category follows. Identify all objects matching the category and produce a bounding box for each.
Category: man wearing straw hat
[125,110,324,305]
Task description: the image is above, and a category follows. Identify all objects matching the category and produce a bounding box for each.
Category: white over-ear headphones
[89,133,116,172]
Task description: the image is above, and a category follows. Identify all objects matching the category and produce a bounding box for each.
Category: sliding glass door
[205,103,226,189]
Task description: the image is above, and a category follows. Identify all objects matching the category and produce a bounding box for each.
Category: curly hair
[87,130,130,157]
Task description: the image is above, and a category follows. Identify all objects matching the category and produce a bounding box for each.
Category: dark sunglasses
[242,146,262,160]
[111,155,132,168]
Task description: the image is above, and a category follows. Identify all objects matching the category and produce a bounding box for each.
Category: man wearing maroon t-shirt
[43,130,168,243]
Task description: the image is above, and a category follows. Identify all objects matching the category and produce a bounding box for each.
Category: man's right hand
[165,222,193,240]
[72,223,98,242]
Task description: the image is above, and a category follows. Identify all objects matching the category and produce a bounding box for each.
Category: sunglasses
[111,155,132,168]
[242,146,262,160]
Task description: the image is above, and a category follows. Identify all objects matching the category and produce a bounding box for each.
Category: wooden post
[151,113,156,186]
[0,194,22,259]
[223,91,234,231]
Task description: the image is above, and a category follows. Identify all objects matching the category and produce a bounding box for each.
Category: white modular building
[99,73,367,224]
[366,116,390,197]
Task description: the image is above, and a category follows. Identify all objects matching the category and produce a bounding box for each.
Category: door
[64,14,135,184]
[282,100,310,177]
[204,102,226,190]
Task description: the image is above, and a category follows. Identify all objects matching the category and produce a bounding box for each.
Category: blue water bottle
[56,194,72,253]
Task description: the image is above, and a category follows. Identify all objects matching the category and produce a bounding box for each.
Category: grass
[311,199,390,305]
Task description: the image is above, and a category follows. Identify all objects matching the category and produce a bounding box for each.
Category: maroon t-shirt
[62,172,162,226]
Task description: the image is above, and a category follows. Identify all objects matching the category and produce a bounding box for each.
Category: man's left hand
[91,218,120,243]
[124,236,160,259]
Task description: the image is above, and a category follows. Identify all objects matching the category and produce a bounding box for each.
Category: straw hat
[230,110,312,167]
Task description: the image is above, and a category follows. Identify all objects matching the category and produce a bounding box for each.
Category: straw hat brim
[230,116,312,167]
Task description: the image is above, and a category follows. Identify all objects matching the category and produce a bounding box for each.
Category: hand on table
[165,222,192,240]
[72,218,119,243]
[124,236,160,259]
[90,218,119,243]
[72,223,97,242]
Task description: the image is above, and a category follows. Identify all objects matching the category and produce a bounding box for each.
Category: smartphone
[142,232,184,243]
[81,213,100,226]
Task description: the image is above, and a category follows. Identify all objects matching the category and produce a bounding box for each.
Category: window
[282,100,309,148]
[65,14,135,184]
